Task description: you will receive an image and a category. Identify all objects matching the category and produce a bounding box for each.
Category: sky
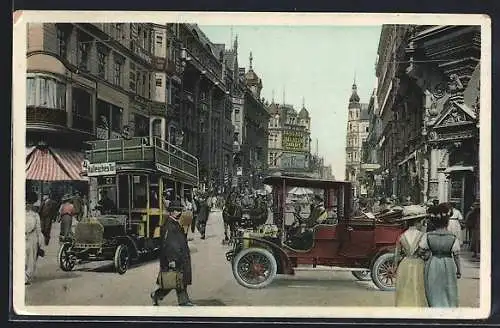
[199,25,382,180]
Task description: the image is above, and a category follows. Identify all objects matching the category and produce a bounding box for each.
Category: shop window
[132,175,147,208]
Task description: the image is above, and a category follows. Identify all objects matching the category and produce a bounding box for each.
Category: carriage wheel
[58,243,76,272]
[351,270,371,281]
[232,247,277,289]
[371,252,396,291]
[113,244,129,275]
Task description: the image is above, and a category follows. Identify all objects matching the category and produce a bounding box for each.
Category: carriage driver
[308,195,328,226]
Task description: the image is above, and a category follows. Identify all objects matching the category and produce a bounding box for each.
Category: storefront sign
[282,131,305,151]
[156,163,172,175]
[85,161,116,177]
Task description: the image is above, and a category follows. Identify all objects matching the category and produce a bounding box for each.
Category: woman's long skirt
[424,256,459,307]
[395,257,428,307]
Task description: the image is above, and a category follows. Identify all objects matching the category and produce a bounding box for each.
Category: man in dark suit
[151,200,194,306]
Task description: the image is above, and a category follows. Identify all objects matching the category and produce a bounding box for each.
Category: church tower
[345,79,363,196]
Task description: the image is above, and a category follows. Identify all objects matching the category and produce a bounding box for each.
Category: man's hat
[168,200,184,212]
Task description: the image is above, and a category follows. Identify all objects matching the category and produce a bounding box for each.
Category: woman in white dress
[447,202,463,246]
[25,190,45,285]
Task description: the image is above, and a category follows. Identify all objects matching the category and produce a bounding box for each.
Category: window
[142,73,147,97]
[114,23,124,40]
[366,126,369,132]
[113,56,123,86]
[111,105,123,133]
[72,87,92,118]
[26,76,66,110]
[97,46,108,79]
[155,78,162,87]
[76,32,92,70]
[117,174,130,209]
[134,114,149,137]
[235,109,241,122]
[156,34,163,46]
[132,175,147,208]
[56,26,69,58]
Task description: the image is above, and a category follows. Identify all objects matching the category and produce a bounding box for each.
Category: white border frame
[12,11,492,319]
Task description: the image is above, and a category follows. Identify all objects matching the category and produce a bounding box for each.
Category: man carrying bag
[151,200,195,306]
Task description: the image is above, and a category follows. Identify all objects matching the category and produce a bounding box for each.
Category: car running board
[294,266,369,272]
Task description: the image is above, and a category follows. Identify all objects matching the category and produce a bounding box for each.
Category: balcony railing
[27,107,67,127]
[85,136,199,185]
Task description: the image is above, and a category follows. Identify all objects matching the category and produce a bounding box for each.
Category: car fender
[113,236,140,259]
[369,245,396,269]
[234,237,294,274]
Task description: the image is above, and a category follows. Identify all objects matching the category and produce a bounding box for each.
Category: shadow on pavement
[191,299,226,306]
[32,272,82,283]
[75,256,161,273]
[267,277,381,291]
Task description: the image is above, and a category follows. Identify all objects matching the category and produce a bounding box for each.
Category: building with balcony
[345,81,369,197]
[26,23,157,196]
[372,24,480,213]
[172,24,234,192]
[267,101,311,176]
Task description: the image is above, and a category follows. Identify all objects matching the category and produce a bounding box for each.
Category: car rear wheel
[371,252,396,291]
[58,242,76,272]
[232,247,277,289]
[114,244,129,274]
[352,270,371,281]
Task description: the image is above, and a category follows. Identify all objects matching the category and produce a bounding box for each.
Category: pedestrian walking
[447,202,464,246]
[465,200,480,258]
[196,195,210,240]
[25,189,45,285]
[151,200,194,306]
[419,204,462,307]
[58,194,75,242]
[38,191,59,246]
[394,216,428,307]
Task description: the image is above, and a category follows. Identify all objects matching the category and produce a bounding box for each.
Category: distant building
[345,81,370,197]
[267,101,311,175]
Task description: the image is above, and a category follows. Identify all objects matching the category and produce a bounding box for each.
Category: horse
[222,202,243,245]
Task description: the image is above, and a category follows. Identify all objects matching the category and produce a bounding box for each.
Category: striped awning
[26,147,87,181]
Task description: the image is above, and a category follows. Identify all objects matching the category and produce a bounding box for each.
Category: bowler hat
[168,200,184,212]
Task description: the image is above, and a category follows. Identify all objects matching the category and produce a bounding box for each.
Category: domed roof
[245,69,259,81]
[349,83,360,103]
[299,107,309,118]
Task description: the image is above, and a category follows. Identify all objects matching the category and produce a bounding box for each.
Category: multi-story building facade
[267,102,311,175]
[236,53,270,189]
[372,24,480,213]
[345,82,370,197]
[26,23,158,197]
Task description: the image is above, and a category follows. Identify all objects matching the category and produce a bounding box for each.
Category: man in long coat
[38,191,59,246]
[151,200,194,306]
[196,195,210,240]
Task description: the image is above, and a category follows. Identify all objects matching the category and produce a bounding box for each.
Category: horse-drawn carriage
[57,136,199,274]
[225,175,413,291]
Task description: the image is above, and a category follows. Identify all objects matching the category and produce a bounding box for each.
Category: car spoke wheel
[232,248,277,289]
[371,252,396,291]
[58,243,76,272]
[352,270,371,281]
[114,245,129,275]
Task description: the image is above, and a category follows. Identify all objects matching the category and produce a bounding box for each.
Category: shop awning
[445,165,474,174]
[26,147,87,182]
